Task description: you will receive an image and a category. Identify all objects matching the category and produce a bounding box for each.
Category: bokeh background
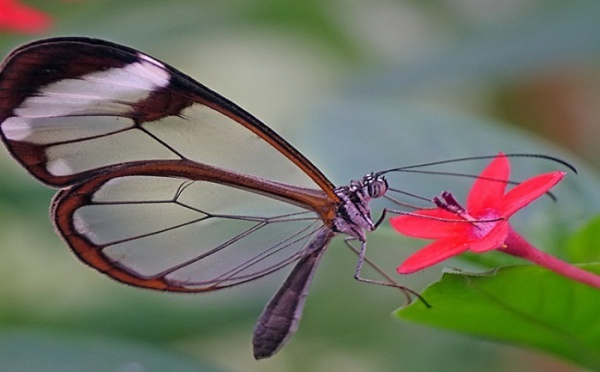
[0,1,599,371]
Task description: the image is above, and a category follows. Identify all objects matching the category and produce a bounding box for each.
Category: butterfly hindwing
[52,161,326,291]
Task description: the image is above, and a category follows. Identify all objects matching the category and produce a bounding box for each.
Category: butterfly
[0,37,417,359]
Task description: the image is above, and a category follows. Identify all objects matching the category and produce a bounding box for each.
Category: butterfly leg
[344,237,430,307]
[372,208,388,229]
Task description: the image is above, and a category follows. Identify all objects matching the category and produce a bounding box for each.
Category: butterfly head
[362,173,388,199]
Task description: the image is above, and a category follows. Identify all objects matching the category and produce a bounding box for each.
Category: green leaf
[566,215,600,263]
[396,264,600,369]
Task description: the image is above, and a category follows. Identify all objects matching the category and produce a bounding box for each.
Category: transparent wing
[0,37,341,291]
[53,164,328,291]
[0,37,336,198]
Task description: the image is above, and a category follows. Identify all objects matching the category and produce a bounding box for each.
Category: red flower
[392,153,564,272]
[0,0,52,34]
[391,153,600,289]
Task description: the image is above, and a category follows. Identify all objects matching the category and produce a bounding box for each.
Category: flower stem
[501,228,600,289]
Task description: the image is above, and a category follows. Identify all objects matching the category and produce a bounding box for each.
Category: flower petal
[397,238,469,274]
[469,221,509,252]
[467,153,509,214]
[390,208,468,239]
[501,171,565,216]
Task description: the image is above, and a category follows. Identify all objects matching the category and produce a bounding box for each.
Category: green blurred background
[0,1,599,371]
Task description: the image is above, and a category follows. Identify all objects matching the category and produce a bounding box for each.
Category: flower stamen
[433,191,466,214]
[433,191,480,224]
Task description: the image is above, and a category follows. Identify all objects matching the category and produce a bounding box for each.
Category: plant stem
[501,228,600,289]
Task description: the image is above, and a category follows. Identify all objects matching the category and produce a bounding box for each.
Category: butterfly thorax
[332,173,388,241]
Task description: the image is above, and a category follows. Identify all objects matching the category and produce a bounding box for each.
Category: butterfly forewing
[0,38,335,196]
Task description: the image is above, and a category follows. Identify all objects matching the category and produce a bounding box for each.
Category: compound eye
[367,177,388,198]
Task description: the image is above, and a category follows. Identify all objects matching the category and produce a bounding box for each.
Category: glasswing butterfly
[0,37,419,359]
